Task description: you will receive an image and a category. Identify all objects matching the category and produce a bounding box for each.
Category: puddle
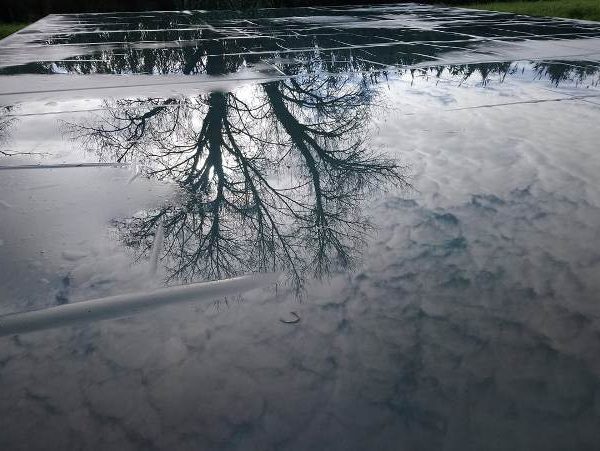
[1,4,600,450]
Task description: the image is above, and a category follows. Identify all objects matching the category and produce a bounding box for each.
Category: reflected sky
[1,5,600,451]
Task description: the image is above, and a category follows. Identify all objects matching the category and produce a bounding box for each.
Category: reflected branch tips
[67,68,410,291]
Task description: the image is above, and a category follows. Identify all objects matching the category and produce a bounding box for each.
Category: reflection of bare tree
[66,41,600,288]
[1,106,54,158]
[68,59,408,288]
[262,75,401,276]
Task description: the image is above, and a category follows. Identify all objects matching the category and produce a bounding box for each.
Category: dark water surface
[1,4,600,450]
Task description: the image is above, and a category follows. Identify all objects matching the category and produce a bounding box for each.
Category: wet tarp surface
[1,4,600,450]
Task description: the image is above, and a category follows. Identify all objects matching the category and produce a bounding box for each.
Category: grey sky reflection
[1,5,600,451]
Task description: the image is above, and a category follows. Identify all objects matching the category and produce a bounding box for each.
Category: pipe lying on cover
[0,273,279,337]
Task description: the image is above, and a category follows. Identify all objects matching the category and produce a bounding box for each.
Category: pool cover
[1,4,600,450]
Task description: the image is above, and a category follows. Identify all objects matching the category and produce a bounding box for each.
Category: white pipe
[0,273,278,337]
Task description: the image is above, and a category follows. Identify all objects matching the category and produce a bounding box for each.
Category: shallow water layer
[1,4,600,451]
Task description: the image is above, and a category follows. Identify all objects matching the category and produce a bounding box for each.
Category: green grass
[0,23,28,40]
[463,0,600,22]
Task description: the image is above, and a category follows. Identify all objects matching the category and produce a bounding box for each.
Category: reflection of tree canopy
[5,31,598,90]
[532,61,600,87]
[417,60,600,87]
[68,52,408,288]
[3,12,600,89]
[431,62,514,86]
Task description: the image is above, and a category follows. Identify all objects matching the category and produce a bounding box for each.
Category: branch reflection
[68,65,408,289]
[66,40,600,290]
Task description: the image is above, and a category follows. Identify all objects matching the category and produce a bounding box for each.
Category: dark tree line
[2,0,412,22]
